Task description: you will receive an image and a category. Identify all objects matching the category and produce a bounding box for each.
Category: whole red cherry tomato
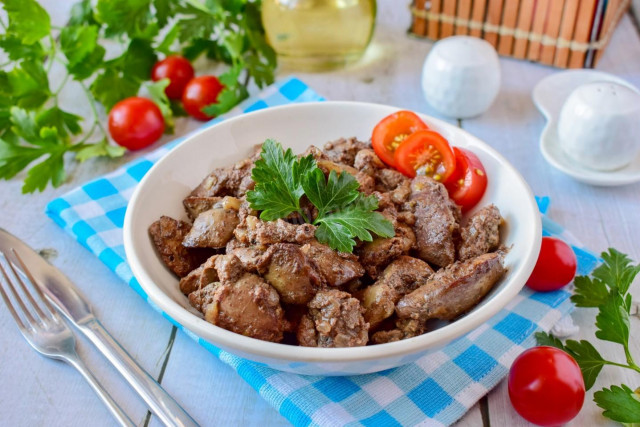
[151,55,195,100]
[108,97,165,150]
[509,346,585,426]
[527,237,577,292]
[182,75,224,121]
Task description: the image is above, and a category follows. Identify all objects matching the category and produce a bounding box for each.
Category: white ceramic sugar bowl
[421,36,501,119]
[557,81,640,171]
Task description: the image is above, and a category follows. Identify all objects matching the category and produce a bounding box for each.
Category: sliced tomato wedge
[393,130,456,181]
[371,110,429,167]
[445,147,488,212]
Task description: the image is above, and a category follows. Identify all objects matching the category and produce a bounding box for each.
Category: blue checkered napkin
[46,78,600,427]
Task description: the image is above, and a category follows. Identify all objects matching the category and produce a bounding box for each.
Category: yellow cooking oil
[262,0,377,71]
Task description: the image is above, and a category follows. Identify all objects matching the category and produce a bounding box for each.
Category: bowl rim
[123,100,542,364]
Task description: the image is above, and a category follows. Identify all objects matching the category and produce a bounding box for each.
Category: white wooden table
[1,1,639,426]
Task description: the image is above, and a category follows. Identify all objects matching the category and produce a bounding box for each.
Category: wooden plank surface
[497,0,521,55]
[539,0,567,65]
[554,0,580,68]
[0,1,639,427]
[455,0,473,35]
[512,0,536,58]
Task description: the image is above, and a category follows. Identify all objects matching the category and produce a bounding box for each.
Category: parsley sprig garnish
[246,139,395,253]
[0,0,275,193]
[536,248,640,424]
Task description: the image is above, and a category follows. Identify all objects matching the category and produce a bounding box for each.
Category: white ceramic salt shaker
[557,81,640,171]
[422,36,501,119]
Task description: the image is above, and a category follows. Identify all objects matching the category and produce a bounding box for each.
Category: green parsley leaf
[96,0,155,39]
[564,339,607,390]
[75,138,125,162]
[534,331,566,350]
[314,194,395,252]
[2,0,51,45]
[60,25,99,68]
[6,60,50,109]
[0,138,46,180]
[36,107,83,139]
[67,44,106,81]
[571,275,609,308]
[594,248,640,295]
[69,0,99,26]
[144,79,174,133]
[0,35,45,61]
[22,151,65,193]
[201,65,249,116]
[303,169,360,218]
[90,67,139,111]
[595,292,630,347]
[246,139,315,221]
[594,385,640,423]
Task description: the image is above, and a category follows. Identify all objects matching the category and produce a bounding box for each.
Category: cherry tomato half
[371,110,429,167]
[151,55,195,100]
[108,97,165,151]
[393,130,456,181]
[444,147,488,212]
[182,75,224,121]
[509,346,585,426]
[527,237,577,292]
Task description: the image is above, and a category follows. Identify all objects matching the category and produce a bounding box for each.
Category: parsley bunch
[0,0,275,193]
[246,139,395,253]
[536,249,640,424]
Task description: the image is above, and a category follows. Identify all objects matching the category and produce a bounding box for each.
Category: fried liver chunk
[203,273,286,342]
[260,243,321,305]
[297,289,369,348]
[234,216,316,246]
[179,255,219,295]
[357,222,416,279]
[323,137,370,166]
[405,176,461,268]
[300,240,365,287]
[149,216,210,277]
[457,204,503,261]
[396,252,505,322]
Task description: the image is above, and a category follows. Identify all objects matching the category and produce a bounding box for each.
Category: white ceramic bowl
[123,102,541,376]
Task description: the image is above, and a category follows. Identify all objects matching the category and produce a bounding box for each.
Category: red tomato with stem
[444,147,488,212]
[509,346,585,426]
[393,130,456,181]
[371,110,429,167]
[151,55,195,100]
[182,75,224,121]
[527,237,577,292]
[108,97,165,151]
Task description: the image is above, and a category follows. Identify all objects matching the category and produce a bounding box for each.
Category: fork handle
[79,318,199,427]
[64,354,136,427]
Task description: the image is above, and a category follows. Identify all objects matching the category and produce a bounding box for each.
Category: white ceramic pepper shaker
[422,36,501,119]
[557,81,640,171]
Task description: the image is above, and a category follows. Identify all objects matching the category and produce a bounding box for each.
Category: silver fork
[0,249,136,427]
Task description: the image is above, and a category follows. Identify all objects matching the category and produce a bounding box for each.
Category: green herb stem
[46,34,56,73]
[623,347,640,374]
[53,73,70,97]
[79,81,107,137]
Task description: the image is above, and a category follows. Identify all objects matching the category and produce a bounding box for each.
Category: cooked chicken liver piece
[359,256,434,328]
[405,176,461,268]
[182,208,240,248]
[190,153,256,198]
[354,148,385,176]
[148,216,211,277]
[323,137,370,166]
[203,273,286,342]
[457,204,503,261]
[316,159,375,194]
[396,252,505,322]
[259,243,321,305]
[300,240,365,287]
[214,253,246,284]
[370,318,426,344]
[357,222,416,279]
[188,282,220,312]
[297,289,369,347]
[179,255,219,295]
[234,216,316,246]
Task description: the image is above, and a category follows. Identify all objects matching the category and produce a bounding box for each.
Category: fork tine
[11,248,58,315]
[4,254,49,322]
[0,260,35,328]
